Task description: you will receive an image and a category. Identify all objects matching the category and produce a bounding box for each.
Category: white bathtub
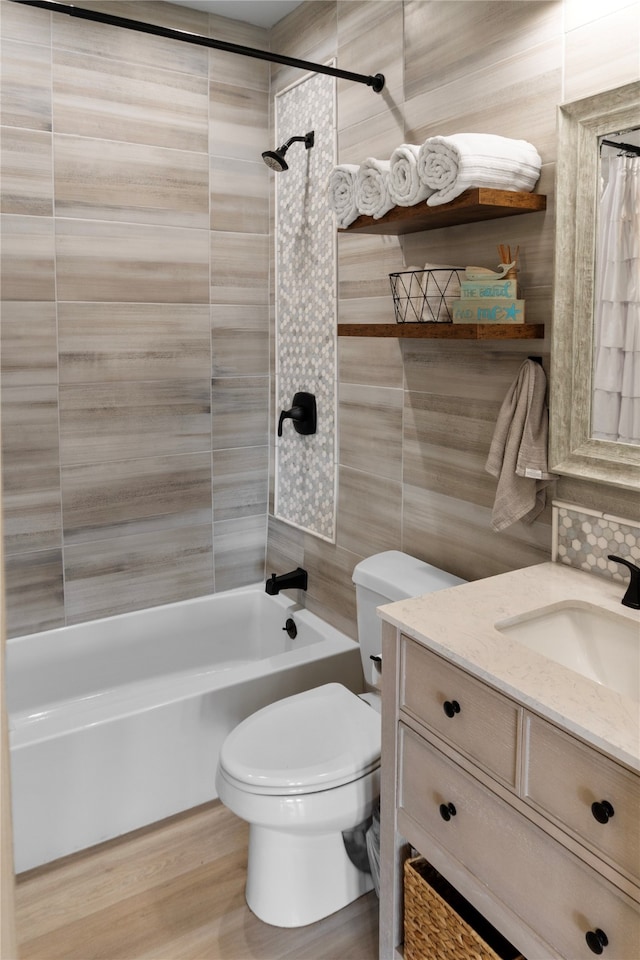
[7,585,363,873]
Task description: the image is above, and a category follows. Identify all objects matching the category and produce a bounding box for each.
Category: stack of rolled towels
[327,132,542,227]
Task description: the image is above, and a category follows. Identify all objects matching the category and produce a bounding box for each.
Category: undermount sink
[495,601,640,702]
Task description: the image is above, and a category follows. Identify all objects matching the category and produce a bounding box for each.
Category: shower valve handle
[277,392,317,437]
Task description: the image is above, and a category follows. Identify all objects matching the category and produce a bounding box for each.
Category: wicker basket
[404,858,526,960]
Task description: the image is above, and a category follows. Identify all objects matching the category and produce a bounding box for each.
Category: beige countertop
[378,561,640,772]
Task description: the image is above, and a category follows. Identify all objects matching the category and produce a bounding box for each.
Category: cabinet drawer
[400,638,519,786]
[399,724,640,960]
[525,713,640,883]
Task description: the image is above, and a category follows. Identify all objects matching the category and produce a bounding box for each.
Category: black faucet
[265,567,308,595]
[607,556,640,609]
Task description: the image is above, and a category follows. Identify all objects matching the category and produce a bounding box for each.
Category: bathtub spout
[265,568,308,595]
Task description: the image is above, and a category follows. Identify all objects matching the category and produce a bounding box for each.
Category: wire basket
[389,268,464,323]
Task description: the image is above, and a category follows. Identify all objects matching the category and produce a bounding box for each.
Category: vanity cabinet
[379,631,640,960]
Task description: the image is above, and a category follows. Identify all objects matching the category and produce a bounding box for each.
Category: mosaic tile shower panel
[553,500,640,581]
[274,71,337,541]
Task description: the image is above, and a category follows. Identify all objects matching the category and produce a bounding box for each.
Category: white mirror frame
[550,80,640,490]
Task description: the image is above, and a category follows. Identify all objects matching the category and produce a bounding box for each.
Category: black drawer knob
[439,802,457,821]
[591,800,615,824]
[443,699,461,718]
[586,928,609,954]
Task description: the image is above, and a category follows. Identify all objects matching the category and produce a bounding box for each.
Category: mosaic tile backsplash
[274,70,337,541]
[553,500,640,581]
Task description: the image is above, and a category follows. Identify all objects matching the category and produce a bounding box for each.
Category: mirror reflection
[592,130,640,446]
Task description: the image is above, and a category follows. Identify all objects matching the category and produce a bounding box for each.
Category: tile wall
[0,0,270,634]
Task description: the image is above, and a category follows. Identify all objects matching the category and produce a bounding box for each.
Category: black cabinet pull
[585,928,609,954]
[443,699,461,718]
[439,802,457,821]
[591,800,615,824]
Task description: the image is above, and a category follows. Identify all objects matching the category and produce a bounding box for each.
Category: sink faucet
[265,567,308,595]
[607,556,640,609]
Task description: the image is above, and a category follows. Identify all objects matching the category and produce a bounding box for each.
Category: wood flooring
[14,801,379,960]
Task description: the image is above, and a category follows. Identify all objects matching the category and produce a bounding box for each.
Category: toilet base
[245,823,374,927]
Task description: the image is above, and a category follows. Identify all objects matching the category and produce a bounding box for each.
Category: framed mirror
[549,80,640,490]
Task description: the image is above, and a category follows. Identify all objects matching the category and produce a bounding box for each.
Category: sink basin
[495,601,639,702]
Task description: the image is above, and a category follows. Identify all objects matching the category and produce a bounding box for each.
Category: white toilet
[215,550,465,928]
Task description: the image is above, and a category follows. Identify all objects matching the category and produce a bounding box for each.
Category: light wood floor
[15,801,379,960]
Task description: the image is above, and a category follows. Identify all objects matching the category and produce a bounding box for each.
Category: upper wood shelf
[338,187,547,235]
[337,322,545,340]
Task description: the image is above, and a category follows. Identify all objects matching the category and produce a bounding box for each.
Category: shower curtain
[591,153,640,445]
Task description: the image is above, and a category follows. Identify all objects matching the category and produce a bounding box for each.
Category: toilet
[215,550,465,927]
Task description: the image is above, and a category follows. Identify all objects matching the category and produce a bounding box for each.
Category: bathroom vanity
[377,562,640,960]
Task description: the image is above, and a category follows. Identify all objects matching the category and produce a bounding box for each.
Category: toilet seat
[218,683,380,796]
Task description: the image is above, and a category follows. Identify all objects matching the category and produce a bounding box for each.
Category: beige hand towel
[485,359,555,532]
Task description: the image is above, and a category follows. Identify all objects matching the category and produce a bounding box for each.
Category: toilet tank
[352,550,466,686]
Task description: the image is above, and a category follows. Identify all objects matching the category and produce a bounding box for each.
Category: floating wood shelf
[338,187,547,235]
[337,322,545,340]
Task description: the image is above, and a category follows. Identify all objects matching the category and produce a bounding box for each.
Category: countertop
[378,561,640,772]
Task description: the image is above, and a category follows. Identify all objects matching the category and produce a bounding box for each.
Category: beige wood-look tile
[211,376,269,450]
[338,294,397,326]
[337,106,404,164]
[54,136,209,227]
[0,301,58,387]
[213,515,267,591]
[1,127,52,216]
[339,382,403,481]
[209,82,269,161]
[404,0,562,102]
[404,42,562,162]
[265,514,305,576]
[55,220,209,303]
[1,0,51,44]
[2,549,65,639]
[563,4,640,101]
[64,523,214,624]
[59,379,211,465]
[51,1,209,76]
[0,214,55,300]
[337,465,401,556]
[61,453,213,544]
[52,49,209,151]
[212,445,268,521]
[564,0,638,32]
[403,391,501,508]
[338,232,403,300]
[208,15,269,90]
[270,1,337,95]
[0,38,51,131]
[338,335,403,388]
[210,232,269,304]
[211,303,269,377]
[336,0,403,135]
[1,385,62,556]
[303,534,361,639]
[58,303,211,383]
[210,156,269,234]
[402,342,534,402]
[556,476,640,525]
[402,485,552,584]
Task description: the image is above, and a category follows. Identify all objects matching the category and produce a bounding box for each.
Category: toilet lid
[219,683,381,795]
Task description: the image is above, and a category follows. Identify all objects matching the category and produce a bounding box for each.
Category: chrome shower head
[262,131,314,172]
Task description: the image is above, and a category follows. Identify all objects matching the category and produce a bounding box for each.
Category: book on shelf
[460,278,518,299]
[452,299,525,323]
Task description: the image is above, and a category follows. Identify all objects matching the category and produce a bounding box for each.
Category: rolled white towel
[327,164,360,229]
[388,144,434,207]
[417,133,542,207]
[355,157,394,219]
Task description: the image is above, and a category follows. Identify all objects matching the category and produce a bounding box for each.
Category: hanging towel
[388,144,434,207]
[485,359,555,532]
[417,133,542,207]
[355,157,394,219]
[327,164,360,228]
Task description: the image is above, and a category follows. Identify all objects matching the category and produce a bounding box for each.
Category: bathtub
[7,585,363,873]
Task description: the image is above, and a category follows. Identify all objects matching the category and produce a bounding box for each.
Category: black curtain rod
[9,0,385,93]
[600,137,640,156]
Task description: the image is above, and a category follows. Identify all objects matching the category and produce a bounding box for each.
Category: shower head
[262,131,314,172]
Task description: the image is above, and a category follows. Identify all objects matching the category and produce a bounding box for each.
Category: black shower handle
[278,392,317,437]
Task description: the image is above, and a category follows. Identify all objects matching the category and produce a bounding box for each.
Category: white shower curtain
[592,153,640,445]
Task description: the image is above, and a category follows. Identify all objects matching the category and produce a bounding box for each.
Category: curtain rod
[600,138,640,156]
[9,0,385,93]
